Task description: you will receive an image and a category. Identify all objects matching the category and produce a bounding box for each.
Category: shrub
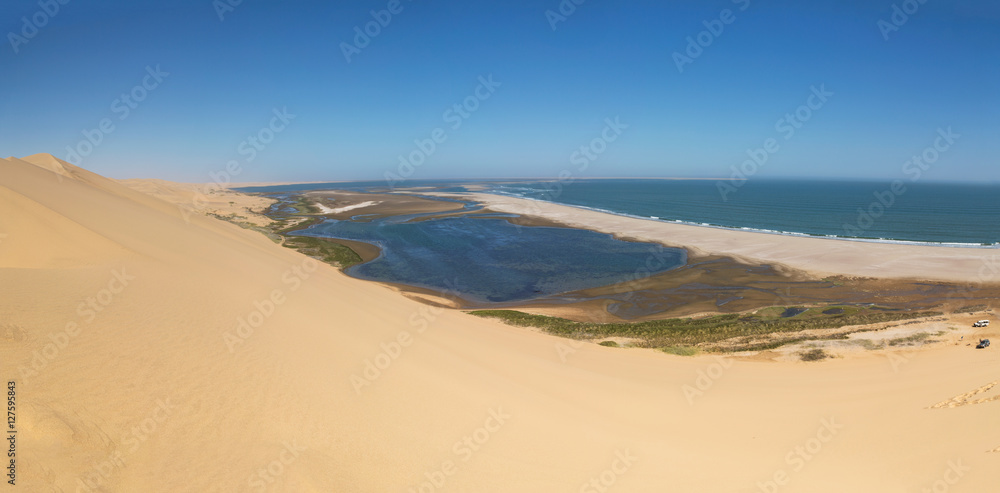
[800,348,829,361]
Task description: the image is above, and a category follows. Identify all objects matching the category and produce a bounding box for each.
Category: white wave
[480,190,1000,249]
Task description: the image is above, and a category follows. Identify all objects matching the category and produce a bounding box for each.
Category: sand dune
[119,178,276,228]
[1,155,998,492]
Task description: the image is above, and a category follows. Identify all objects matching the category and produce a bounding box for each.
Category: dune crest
[18,153,74,178]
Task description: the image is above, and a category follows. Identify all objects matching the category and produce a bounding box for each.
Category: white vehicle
[973,320,990,327]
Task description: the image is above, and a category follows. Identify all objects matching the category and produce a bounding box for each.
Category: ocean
[485,179,1000,247]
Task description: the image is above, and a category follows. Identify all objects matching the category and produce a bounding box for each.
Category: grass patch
[887,332,939,347]
[661,346,699,356]
[598,341,619,348]
[281,236,363,269]
[208,213,283,243]
[723,338,811,353]
[852,339,885,350]
[468,307,939,353]
[800,348,829,361]
[952,304,988,314]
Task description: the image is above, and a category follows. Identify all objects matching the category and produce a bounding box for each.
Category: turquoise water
[487,179,1000,246]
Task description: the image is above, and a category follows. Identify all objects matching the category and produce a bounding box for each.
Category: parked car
[977,339,991,349]
[973,320,990,327]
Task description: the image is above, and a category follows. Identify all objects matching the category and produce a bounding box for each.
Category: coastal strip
[458,192,1000,284]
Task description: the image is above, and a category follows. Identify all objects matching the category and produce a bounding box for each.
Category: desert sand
[463,192,1000,284]
[1,155,998,492]
[119,178,276,228]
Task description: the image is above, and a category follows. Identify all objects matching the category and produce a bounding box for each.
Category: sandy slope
[1,156,998,492]
[465,193,1000,283]
[118,178,276,227]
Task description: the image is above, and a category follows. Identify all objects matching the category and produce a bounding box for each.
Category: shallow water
[781,307,809,318]
[298,215,686,303]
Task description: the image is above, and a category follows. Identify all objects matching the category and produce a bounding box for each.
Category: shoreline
[255,190,1000,342]
[452,192,1000,284]
[230,180,1000,247]
[484,192,999,249]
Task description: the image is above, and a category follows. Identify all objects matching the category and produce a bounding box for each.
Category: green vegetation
[208,213,283,243]
[281,236,363,269]
[249,195,368,271]
[887,330,945,347]
[661,346,699,356]
[800,348,829,361]
[272,198,323,234]
[468,306,940,353]
[598,340,619,348]
[952,304,988,314]
[852,339,884,350]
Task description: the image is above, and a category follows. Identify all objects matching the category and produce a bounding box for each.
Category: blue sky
[1,0,997,183]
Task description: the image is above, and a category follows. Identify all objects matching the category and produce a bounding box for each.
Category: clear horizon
[2,0,997,184]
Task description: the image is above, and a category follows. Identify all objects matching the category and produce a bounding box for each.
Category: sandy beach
[462,192,1000,284]
[2,155,998,492]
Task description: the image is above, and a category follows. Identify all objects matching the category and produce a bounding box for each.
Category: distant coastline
[236,178,1000,248]
[481,191,1000,249]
